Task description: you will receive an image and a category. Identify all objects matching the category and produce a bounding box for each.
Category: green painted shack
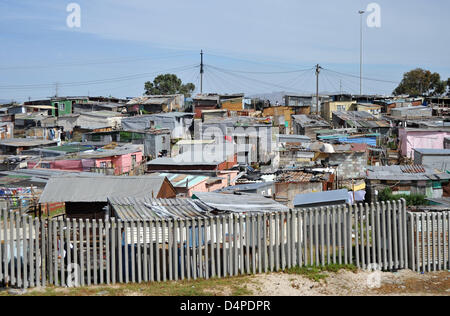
[51,97,88,117]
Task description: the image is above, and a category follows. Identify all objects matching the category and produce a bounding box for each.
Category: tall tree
[144,74,195,97]
[393,68,446,96]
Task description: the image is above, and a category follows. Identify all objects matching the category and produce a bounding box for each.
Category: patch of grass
[1,275,254,297]
[284,264,357,282]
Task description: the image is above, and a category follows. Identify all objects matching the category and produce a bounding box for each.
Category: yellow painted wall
[322,101,356,121]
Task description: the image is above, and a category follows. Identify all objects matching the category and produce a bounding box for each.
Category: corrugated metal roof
[39,176,169,203]
[337,137,377,147]
[276,171,329,183]
[158,173,209,188]
[277,134,311,142]
[108,197,215,220]
[0,138,57,147]
[216,182,274,193]
[414,148,450,155]
[177,139,216,146]
[192,192,288,213]
[366,165,450,181]
[148,145,235,166]
[293,189,349,207]
[292,115,330,128]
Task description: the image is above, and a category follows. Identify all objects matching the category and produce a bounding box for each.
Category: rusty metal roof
[276,171,329,183]
[108,197,215,220]
[400,165,426,174]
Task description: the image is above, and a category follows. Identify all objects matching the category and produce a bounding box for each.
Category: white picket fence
[1,199,449,289]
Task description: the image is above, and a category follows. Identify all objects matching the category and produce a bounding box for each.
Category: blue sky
[0,0,449,101]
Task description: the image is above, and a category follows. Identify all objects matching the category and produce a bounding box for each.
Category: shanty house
[390,106,433,118]
[82,129,171,159]
[414,148,450,171]
[51,97,89,117]
[147,144,238,174]
[193,94,220,119]
[192,191,288,214]
[215,182,275,197]
[108,197,214,221]
[39,176,176,219]
[275,170,333,208]
[321,94,356,122]
[127,95,185,114]
[122,112,194,140]
[365,165,450,203]
[27,145,144,176]
[195,117,273,165]
[73,102,128,113]
[293,189,349,209]
[221,95,244,112]
[399,128,450,159]
[331,111,391,135]
[292,115,331,140]
[0,138,58,155]
[151,172,234,197]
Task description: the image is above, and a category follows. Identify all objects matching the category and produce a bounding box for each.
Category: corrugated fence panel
[408,211,450,272]
[2,202,449,289]
[0,208,44,289]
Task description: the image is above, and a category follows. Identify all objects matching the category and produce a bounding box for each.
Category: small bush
[378,187,427,206]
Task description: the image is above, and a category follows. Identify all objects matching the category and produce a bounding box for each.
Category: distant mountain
[0,99,12,105]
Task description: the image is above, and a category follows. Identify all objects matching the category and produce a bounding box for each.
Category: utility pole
[200,50,204,94]
[315,64,321,115]
[55,82,59,98]
[359,10,365,96]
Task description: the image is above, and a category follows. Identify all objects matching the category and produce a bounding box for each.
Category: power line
[323,68,400,85]
[205,65,314,75]
[324,70,361,94]
[206,52,315,70]
[207,65,312,94]
[0,65,199,90]
[0,53,197,71]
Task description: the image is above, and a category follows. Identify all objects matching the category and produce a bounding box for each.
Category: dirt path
[247,270,450,296]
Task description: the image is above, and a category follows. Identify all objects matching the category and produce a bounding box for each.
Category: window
[132,155,137,166]
[59,103,66,112]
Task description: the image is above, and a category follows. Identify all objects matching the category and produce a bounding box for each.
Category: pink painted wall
[187,181,208,197]
[185,171,239,197]
[27,151,143,175]
[95,151,143,175]
[27,160,83,171]
[399,129,450,159]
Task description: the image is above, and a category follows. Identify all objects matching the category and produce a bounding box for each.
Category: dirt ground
[248,270,450,296]
[2,269,449,296]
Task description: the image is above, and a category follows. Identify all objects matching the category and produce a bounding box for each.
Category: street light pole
[359,10,365,96]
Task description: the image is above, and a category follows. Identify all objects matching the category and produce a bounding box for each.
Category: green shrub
[378,187,427,206]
